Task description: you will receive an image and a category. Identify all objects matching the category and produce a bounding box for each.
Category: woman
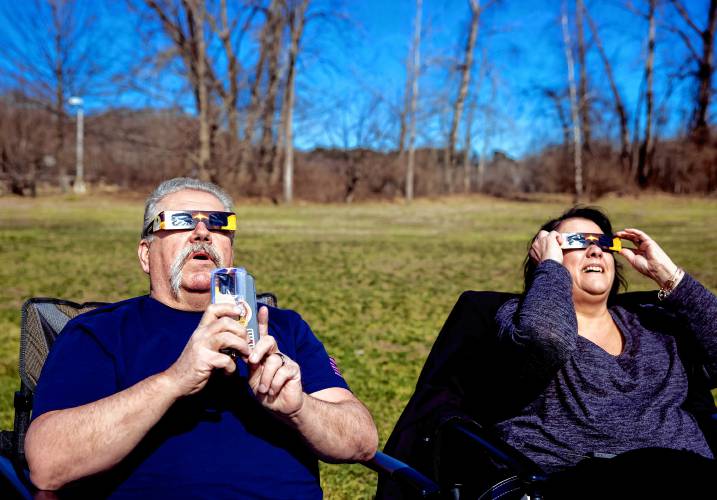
[494,206,716,497]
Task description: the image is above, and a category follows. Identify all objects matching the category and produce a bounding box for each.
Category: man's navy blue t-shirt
[32,295,349,499]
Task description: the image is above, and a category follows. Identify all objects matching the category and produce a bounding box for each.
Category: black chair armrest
[0,454,32,499]
[438,417,546,479]
[434,416,547,497]
[364,451,440,498]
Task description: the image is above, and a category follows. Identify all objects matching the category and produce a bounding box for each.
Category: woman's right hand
[530,230,564,264]
[615,228,681,288]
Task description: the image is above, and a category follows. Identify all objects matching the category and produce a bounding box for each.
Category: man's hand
[163,303,250,397]
[245,307,377,462]
[247,307,305,417]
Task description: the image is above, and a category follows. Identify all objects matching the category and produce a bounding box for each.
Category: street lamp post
[68,96,86,194]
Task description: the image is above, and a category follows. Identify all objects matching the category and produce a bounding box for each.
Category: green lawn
[1,193,716,498]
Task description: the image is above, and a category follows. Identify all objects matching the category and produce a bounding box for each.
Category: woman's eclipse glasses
[560,232,622,252]
[144,210,236,236]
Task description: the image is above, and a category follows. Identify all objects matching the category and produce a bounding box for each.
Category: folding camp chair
[376,290,717,499]
[7,291,712,499]
[0,295,439,499]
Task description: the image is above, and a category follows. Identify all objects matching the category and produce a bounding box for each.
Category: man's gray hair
[141,177,234,240]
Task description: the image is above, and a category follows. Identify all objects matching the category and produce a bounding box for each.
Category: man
[25,177,378,498]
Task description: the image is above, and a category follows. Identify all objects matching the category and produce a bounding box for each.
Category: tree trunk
[476,55,494,193]
[693,0,717,145]
[637,0,655,188]
[576,0,591,155]
[546,90,571,153]
[406,0,422,202]
[584,6,630,173]
[562,1,583,202]
[444,0,480,194]
[50,1,69,192]
[462,99,475,193]
[281,0,309,203]
[194,0,211,181]
[236,0,277,184]
[669,0,717,146]
[215,0,241,179]
[397,55,411,160]
[146,0,217,181]
[546,89,572,183]
[259,1,283,187]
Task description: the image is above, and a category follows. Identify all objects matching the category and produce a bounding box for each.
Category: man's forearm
[286,391,378,463]
[25,371,179,490]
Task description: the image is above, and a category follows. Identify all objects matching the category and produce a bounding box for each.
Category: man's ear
[138,239,151,275]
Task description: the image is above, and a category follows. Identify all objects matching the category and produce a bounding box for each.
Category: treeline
[1,0,717,201]
[4,96,715,201]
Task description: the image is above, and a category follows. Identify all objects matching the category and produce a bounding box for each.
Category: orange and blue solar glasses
[560,232,622,252]
[144,210,236,236]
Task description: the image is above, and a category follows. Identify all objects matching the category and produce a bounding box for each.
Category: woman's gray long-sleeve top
[493,259,717,473]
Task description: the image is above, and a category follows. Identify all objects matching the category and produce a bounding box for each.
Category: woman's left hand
[615,228,680,288]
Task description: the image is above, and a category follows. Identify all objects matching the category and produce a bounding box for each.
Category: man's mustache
[169,242,224,298]
[175,242,223,267]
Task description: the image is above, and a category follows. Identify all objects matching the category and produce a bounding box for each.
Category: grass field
[1,193,716,498]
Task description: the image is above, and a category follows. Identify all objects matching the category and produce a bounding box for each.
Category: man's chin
[181,270,214,293]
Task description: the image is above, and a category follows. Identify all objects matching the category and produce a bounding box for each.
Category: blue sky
[293,0,700,157]
[0,0,706,159]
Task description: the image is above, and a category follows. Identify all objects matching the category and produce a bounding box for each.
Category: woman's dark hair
[523,206,627,300]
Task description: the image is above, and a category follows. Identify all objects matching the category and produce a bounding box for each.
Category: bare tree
[0,0,112,192]
[562,0,583,201]
[207,0,257,179]
[279,0,309,203]
[576,0,591,156]
[545,89,571,156]
[0,94,53,196]
[637,0,656,187]
[194,0,211,180]
[584,5,631,173]
[668,0,717,146]
[462,98,475,193]
[258,1,285,183]
[444,0,481,193]
[405,0,423,202]
[236,0,280,184]
[49,1,71,190]
[144,0,218,181]
[477,59,496,192]
[319,93,388,202]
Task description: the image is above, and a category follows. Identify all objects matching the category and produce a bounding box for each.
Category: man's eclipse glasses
[144,210,237,236]
[560,232,622,252]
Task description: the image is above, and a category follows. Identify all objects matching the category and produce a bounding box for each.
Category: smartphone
[210,267,260,359]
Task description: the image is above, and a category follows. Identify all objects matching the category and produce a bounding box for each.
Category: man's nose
[190,221,211,241]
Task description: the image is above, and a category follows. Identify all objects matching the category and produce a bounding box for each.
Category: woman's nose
[586,243,603,257]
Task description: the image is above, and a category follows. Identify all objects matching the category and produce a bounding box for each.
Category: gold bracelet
[657,267,684,301]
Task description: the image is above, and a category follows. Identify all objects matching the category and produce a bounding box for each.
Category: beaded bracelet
[657,267,684,301]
